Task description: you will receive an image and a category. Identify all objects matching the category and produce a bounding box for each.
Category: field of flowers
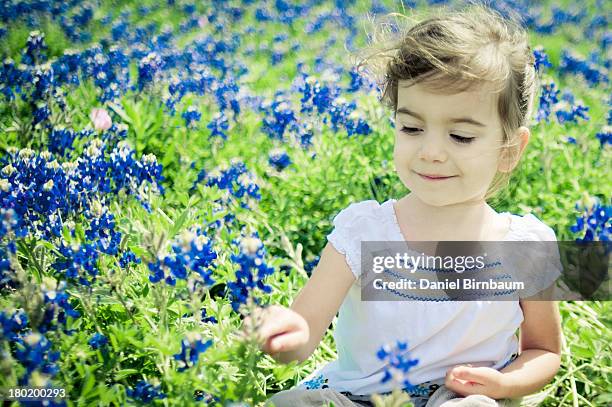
[0,0,610,406]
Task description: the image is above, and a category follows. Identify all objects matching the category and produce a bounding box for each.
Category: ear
[498,127,530,173]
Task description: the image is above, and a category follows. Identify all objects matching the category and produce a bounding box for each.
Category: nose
[417,133,447,163]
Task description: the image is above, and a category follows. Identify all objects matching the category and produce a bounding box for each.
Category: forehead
[396,79,499,123]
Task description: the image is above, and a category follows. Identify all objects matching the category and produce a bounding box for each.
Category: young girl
[247,4,562,406]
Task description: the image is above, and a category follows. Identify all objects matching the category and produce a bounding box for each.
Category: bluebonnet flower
[201,308,218,324]
[182,105,202,128]
[304,255,320,274]
[559,49,608,87]
[0,309,29,341]
[585,14,608,38]
[207,112,229,139]
[226,234,275,312]
[32,103,51,127]
[173,332,213,372]
[40,280,80,331]
[120,250,142,268]
[72,3,94,26]
[261,97,296,140]
[533,46,552,72]
[0,243,17,291]
[536,81,560,122]
[312,81,339,114]
[550,7,586,26]
[138,52,164,90]
[51,49,81,86]
[268,148,291,171]
[14,332,61,386]
[202,160,261,202]
[126,380,167,403]
[376,339,419,391]
[328,97,357,132]
[88,333,109,350]
[148,228,217,287]
[112,21,129,42]
[552,100,590,124]
[21,31,47,65]
[595,126,611,147]
[85,207,122,256]
[565,136,577,144]
[571,198,611,241]
[108,141,165,208]
[52,242,99,286]
[30,64,55,102]
[347,66,375,93]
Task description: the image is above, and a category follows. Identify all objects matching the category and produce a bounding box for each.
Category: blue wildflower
[14,332,61,386]
[21,31,47,65]
[559,49,608,87]
[88,333,109,350]
[138,52,164,90]
[595,126,611,147]
[201,308,218,324]
[147,228,217,287]
[207,112,229,139]
[376,339,419,391]
[0,309,29,341]
[173,333,213,372]
[126,380,167,403]
[226,234,275,312]
[571,198,611,242]
[536,82,560,122]
[553,100,589,124]
[533,46,552,72]
[268,148,291,171]
[182,106,202,128]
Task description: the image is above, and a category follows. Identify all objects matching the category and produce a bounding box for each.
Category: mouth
[414,171,457,181]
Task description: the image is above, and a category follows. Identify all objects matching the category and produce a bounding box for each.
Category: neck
[399,193,496,236]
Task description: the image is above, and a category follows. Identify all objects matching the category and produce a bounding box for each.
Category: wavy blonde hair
[353,2,539,201]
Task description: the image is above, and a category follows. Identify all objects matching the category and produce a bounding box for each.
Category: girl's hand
[445,365,508,399]
[241,305,310,355]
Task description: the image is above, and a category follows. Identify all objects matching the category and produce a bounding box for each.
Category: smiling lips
[414,171,457,181]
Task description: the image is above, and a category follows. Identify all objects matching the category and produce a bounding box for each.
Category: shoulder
[508,212,557,241]
[331,199,385,226]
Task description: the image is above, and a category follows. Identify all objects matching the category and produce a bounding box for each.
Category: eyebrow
[396,107,486,127]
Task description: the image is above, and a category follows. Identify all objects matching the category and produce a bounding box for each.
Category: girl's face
[393,79,506,207]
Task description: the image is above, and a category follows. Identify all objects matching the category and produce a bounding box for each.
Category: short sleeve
[326,200,380,280]
[508,214,563,298]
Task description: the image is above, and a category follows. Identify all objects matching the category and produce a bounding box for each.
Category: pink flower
[90,108,112,131]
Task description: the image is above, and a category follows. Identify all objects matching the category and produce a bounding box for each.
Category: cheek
[393,135,414,161]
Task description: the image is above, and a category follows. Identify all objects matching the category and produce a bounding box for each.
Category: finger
[446,377,485,397]
[263,330,307,354]
[257,310,305,342]
[452,366,488,384]
[257,318,294,344]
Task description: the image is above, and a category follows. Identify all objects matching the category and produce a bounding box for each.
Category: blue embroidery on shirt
[302,374,328,389]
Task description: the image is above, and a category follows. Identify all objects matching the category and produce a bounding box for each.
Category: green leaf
[572,345,593,359]
[80,368,96,399]
[170,208,190,237]
[114,368,139,381]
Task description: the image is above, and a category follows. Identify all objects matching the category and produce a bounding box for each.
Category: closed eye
[400,126,475,144]
[400,126,423,134]
[451,134,475,144]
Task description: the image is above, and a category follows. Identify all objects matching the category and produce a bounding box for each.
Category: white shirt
[295,198,560,395]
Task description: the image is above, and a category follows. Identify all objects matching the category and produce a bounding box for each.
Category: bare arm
[269,241,357,364]
[497,298,562,398]
[446,289,562,398]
